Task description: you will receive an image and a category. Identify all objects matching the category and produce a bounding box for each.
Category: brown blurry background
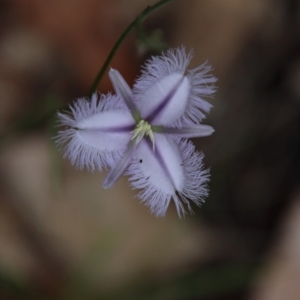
[0,0,300,299]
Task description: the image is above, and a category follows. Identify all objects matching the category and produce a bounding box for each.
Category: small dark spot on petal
[139,159,143,163]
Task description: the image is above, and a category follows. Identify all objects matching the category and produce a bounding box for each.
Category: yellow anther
[131,120,155,151]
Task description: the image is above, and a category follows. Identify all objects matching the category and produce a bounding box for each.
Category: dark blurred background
[0,0,300,299]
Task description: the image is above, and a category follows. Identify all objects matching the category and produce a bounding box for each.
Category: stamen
[131,120,155,151]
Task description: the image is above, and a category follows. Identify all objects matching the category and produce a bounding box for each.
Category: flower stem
[87,0,176,98]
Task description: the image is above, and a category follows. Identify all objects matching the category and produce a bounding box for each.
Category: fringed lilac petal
[133,47,217,126]
[126,134,185,217]
[138,73,190,126]
[102,140,135,190]
[161,124,214,138]
[55,93,135,171]
[127,135,210,217]
[109,68,138,114]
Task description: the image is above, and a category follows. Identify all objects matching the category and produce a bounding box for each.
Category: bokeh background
[0,0,300,299]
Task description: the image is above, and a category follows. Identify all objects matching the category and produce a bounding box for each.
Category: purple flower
[56,47,217,217]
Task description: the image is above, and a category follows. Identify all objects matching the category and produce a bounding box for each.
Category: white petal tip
[109,68,117,75]
[202,125,214,136]
[102,180,111,190]
[102,177,112,190]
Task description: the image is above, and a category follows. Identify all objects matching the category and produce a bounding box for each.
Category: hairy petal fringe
[70,92,128,122]
[178,61,217,125]
[176,138,210,213]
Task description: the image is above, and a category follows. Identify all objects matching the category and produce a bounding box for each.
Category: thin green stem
[87,0,175,98]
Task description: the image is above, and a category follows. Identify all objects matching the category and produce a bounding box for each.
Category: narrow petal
[158,124,214,138]
[126,134,185,217]
[56,93,135,171]
[109,69,139,116]
[102,140,135,189]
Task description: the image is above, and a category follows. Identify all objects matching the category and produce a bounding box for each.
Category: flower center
[131,120,155,150]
